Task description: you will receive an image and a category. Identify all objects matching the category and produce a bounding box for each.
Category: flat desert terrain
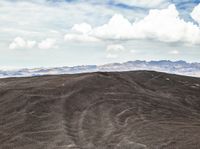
[0,71,200,149]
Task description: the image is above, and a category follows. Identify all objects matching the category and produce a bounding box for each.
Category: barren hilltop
[0,71,200,149]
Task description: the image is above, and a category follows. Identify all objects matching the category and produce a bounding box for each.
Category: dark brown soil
[0,71,200,149]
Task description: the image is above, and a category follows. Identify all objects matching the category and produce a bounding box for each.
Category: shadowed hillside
[0,71,200,149]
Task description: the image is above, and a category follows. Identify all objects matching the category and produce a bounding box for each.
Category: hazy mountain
[0,60,200,78]
[0,71,200,149]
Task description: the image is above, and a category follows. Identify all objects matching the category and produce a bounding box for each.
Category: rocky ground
[0,71,200,149]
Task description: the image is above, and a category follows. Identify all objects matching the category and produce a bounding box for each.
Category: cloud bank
[65,4,200,45]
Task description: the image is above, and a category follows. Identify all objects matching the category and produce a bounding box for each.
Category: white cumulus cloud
[94,5,200,44]
[62,3,200,46]
[72,23,92,34]
[9,37,36,49]
[68,4,200,45]
[93,14,132,40]
[191,3,200,25]
[38,38,56,49]
[64,22,100,42]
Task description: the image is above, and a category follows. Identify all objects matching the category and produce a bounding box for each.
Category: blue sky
[0,0,200,69]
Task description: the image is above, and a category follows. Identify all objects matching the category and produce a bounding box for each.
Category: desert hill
[0,71,200,149]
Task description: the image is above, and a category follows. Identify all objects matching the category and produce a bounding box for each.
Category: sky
[0,0,200,69]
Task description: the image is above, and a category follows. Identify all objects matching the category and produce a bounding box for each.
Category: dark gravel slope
[0,71,200,149]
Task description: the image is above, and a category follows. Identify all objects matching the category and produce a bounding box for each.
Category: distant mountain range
[1,60,200,78]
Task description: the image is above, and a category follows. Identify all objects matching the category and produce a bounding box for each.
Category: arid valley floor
[0,71,200,149]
